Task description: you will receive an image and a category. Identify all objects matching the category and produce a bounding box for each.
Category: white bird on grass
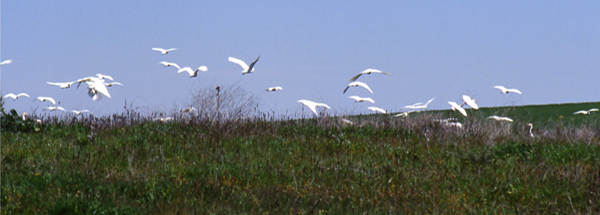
[448,101,467,117]
[368,106,386,114]
[297,99,331,117]
[104,82,123,87]
[86,77,111,101]
[35,96,57,105]
[71,110,90,115]
[44,106,66,112]
[348,95,375,103]
[3,93,30,100]
[0,60,13,66]
[462,95,479,110]
[487,115,514,122]
[47,81,75,89]
[573,108,599,115]
[178,66,208,78]
[159,61,181,69]
[152,48,177,55]
[341,118,354,125]
[349,68,392,82]
[444,121,463,128]
[265,86,283,92]
[228,56,260,75]
[343,81,373,94]
[494,86,522,94]
[527,123,535,138]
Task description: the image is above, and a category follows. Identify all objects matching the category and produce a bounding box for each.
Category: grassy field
[2,102,600,214]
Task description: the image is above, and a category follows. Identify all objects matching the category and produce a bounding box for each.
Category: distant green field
[1,102,599,214]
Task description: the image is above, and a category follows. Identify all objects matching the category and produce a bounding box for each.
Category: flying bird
[96,74,114,81]
[487,115,514,122]
[35,96,56,105]
[228,56,260,75]
[343,81,373,94]
[44,106,66,112]
[462,95,479,110]
[448,101,467,117]
[159,61,181,69]
[395,110,420,117]
[367,106,386,114]
[573,108,599,115]
[3,93,30,100]
[494,86,522,94]
[181,107,197,113]
[297,99,331,117]
[86,77,111,101]
[152,48,177,55]
[265,86,283,92]
[71,110,90,115]
[0,59,12,66]
[47,81,75,89]
[178,66,208,78]
[405,98,435,110]
[349,68,391,82]
[348,95,375,103]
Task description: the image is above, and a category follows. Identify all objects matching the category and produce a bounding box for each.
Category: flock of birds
[1,47,598,130]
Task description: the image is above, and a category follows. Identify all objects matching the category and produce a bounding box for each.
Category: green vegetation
[2,102,600,214]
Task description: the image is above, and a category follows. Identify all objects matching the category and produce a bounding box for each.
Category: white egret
[152,48,177,55]
[159,61,181,69]
[462,95,479,110]
[367,106,386,114]
[395,110,420,117]
[574,108,599,115]
[406,98,435,110]
[47,81,75,89]
[86,77,111,101]
[349,68,391,82]
[433,118,458,123]
[297,99,331,117]
[228,56,260,75]
[35,96,56,105]
[444,121,463,128]
[341,118,354,125]
[527,123,535,138]
[178,66,207,78]
[494,86,522,94]
[181,107,197,113]
[0,60,13,66]
[487,115,513,122]
[265,86,283,92]
[71,110,90,115]
[155,117,173,122]
[348,95,375,103]
[104,82,123,87]
[96,74,114,81]
[448,101,467,117]
[44,106,66,112]
[343,81,373,94]
[3,93,30,100]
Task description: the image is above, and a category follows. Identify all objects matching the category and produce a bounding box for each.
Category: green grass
[2,102,600,214]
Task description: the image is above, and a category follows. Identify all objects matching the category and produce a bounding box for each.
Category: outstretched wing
[228,57,249,71]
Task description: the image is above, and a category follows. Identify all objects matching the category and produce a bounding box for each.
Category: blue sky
[2,1,599,117]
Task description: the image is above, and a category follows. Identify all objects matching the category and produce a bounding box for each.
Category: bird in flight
[3,93,30,100]
[297,99,331,117]
[47,81,75,89]
[367,106,386,114]
[265,86,283,92]
[35,96,57,105]
[343,81,373,94]
[159,61,181,69]
[573,108,598,115]
[228,56,260,75]
[348,95,375,103]
[448,101,467,117]
[462,95,479,110]
[494,86,522,94]
[71,110,91,115]
[178,66,208,78]
[487,115,513,122]
[0,59,12,66]
[44,106,66,112]
[152,48,177,55]
[349,68,391,82]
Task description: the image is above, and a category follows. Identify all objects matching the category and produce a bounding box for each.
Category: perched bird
[433,118,458,123]
[297,99,331,117]
[527,123,535,138]
[86,77,111,101]
[152,48,177,55]
[348,95,375,103]
[228,56,260,75]
[181,107,197,113]
[47,81,75,89]
[462,95,479,110]
[35,96,57,105]
[44,106,66,112]
[96,74,114,81]
[159,61,181,69]
[71,110,90,115]
[104,82,123,87]
[448,101,467,117]
[341,118,354,125]
[155,117,173,122]
[487,115,514,122]
[3,93,30,100]
[343,81,373,94]
[349,68,391,82]
[265,86,283,92]
[573,108,599,115]
[367,106,386,114]
[0,59,13,66]
[444,121,463,128]
[494,86,522,94]
[178,66,207,78]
